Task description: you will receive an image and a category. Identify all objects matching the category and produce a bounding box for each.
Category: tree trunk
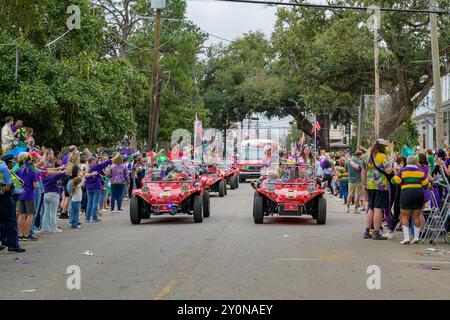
[287,108,330,151]
[379,90,414,139]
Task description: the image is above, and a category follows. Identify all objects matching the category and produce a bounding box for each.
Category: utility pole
[149,1,165,149]
[430,0,443,149]
[357,88,364,150]
[373,18,380,141]
[151,67,164,148]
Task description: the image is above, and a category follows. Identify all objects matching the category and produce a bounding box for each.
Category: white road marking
[392,260,450,264]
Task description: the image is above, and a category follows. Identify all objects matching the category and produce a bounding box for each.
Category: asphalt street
[1,183,449,300]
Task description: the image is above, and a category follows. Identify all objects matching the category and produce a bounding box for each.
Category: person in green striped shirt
[337,157,349,209]
[391,156,432,245]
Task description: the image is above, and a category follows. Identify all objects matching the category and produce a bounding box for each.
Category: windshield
[149,162,193,182]
[240,146,264,161]
[198,164,220,175]
[262,164,315,184]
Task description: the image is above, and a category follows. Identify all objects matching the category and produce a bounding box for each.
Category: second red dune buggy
[130,161,210,224]
[219,163,239,190]
[251,164,326,224]
[198,163,227,197]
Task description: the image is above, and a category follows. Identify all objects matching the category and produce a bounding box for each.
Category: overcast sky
[185,0,278,46]
[185,1,327,46]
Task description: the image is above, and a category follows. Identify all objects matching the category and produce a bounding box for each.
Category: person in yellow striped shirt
[391,156,432,244]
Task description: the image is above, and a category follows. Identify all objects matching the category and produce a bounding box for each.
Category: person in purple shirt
[17,166,38,240]
[105,154,129,213]
[85,154,118,222]
[11,119,22,134]
[62,145,77,165]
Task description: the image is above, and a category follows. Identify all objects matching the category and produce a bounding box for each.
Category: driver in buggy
[154,157,189,181]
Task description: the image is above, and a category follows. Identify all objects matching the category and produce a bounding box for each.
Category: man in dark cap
[0,154,25,252]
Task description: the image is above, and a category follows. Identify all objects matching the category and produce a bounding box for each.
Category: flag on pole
[194,114,204,164]
[311,121,321,134]
[194,114,204,138]
[299,132,305,150]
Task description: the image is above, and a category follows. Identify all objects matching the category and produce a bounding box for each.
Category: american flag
[299,132,305,148]
[311,121,321,134]
[194,114,204,138]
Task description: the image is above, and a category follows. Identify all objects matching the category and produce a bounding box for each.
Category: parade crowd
[1,115,449,253]
[311,138,449,244]
[0,116,152,253]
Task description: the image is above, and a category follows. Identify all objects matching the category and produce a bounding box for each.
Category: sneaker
[363,229,372,239]
[400,239,410,245]
[110,210,116,214]
[51,228,63,233]
[19,236,28,241]
[0,245,5,251]
[102,209,108,212]
[8,247,25,253]
[58,214,69,220]
[92,218,102,222]
[71,225,82,229]
[382,232,395,240]
[372,231,387,240]
[345,207,350,213]
[117,209,124,212]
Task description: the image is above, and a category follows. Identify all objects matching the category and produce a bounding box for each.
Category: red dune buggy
[198,164,227,197]
[251,164,327,224]
[219,164,239,190]
[130,162,209,224]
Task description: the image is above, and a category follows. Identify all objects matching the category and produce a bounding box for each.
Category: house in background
[412,73,450,149]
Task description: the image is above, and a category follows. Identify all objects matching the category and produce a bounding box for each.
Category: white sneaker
[102,209,108,212]
[400,239,410,245]
[383,232,395,240]
[345,207,350,213]
[52,228,63,233]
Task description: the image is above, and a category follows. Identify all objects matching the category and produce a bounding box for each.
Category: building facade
[413,73,450,149]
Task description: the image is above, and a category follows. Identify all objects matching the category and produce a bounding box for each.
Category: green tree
[272,0,450,140]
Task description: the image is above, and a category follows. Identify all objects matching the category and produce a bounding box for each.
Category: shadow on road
[137,216,204,225]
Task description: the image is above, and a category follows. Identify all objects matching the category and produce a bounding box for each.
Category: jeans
[69,201,80,229]
[340,181,349,205]
[110,183,126,211]
[123,183,129,198]
[42,192,59,232]
[99,189,107,209]
[0,195,19,248]
[31,184,42,234]
[86,190,102,221]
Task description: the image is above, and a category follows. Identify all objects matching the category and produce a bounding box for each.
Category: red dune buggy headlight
[181,185,189,193]
[142,186,150,194]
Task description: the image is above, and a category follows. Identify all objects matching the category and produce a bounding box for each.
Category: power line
[199,0,450,15]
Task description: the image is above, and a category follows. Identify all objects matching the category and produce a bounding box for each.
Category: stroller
[421,166,450,245]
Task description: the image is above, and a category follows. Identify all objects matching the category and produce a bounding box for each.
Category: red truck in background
[237,139,278,183]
